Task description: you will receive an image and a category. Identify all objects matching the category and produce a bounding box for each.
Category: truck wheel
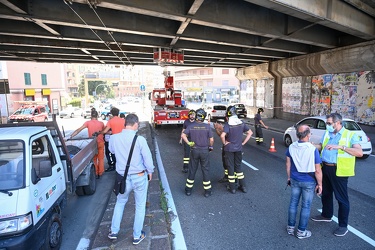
[43,213,62,250]
[75,186,85,196]
[83,164,96,195]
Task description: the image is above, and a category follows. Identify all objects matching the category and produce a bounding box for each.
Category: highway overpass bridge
[0,0,374,72]
[1,0,375,122]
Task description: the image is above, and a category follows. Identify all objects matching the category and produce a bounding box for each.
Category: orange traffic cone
[269,138,277,152]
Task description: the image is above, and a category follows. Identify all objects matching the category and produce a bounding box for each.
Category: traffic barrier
[269,138,277,152]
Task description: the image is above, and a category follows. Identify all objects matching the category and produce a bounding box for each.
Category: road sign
[140,85,145,91]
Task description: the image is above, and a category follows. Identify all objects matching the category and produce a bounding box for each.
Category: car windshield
[343,121,361,131]
[235,104,245,108]
[0,140,25,191]
[214,106,226,110]
[13,108,33,115]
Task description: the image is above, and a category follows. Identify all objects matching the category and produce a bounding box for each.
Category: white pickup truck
[0,115,97,249]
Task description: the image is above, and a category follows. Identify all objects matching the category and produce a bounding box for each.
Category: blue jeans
[288,180,315,231]
[111,173,148,238]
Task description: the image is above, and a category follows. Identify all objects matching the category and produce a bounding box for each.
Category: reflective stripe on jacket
[322,128,356,177]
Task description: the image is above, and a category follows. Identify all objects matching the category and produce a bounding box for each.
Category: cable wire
[87,1,132,66]
[63,0,127,65]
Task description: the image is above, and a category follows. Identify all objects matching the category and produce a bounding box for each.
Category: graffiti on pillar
[330,73,359,119]
[240,80,253,106]
[311,75,331,116]
[282,76,311,115]
[311,71,374,125]
[255,80,265,108]
[357,71,375,125]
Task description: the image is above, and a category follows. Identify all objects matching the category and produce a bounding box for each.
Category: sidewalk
[91,122,172,250]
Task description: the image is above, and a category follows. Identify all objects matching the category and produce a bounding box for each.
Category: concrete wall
[236,40,375,122]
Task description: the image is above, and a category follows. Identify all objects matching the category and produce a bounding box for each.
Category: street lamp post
[94,83,108,98]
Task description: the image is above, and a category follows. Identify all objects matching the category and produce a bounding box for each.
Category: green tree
[78,80,109,97]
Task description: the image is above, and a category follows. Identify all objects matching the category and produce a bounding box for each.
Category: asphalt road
[154,123,375,250]
[54,107,375,250]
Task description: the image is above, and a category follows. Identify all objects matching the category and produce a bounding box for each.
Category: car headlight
[0,213,32,235]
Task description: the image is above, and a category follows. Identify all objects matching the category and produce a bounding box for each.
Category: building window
[41,74,47,85]
[222,69,229,74]
[24,73,31,85]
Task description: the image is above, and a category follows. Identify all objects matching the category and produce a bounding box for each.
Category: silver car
[202,104,227,121]
[283,116,372,159]
[59,107,82,119]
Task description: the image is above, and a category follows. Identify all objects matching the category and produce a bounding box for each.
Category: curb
[90,122,172,250]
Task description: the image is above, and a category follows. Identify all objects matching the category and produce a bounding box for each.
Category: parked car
[202,104,227,121]
[59,107,82,118]
[100,106,130,120]
[100,106,112,120]
[283,116,372,159]
[232,103,247,118]
[82,108,93,119]
[8,104,48,123]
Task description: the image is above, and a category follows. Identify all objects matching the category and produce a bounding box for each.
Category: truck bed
[67,138,97,182]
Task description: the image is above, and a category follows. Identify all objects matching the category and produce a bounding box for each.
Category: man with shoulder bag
[107,114,154,245]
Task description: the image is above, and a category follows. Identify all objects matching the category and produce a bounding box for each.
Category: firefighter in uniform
[221,106,252,193]
[181,108,214,197]
[179,110,196,173]
[254,108,268,145]
[214,120,229,183]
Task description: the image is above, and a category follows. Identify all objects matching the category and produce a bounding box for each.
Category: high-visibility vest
[321,128,356,177]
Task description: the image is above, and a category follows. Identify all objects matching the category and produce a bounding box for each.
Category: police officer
[254,108,268,145]
[179,110,196,173]
[181,108,214,197]
[221,106,252,193]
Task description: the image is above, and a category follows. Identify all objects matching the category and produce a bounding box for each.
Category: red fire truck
[149,71,189,128]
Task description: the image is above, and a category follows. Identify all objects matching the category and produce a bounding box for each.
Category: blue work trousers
[321,164,350,228]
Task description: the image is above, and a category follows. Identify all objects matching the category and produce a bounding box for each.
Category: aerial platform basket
[153,48,184,65]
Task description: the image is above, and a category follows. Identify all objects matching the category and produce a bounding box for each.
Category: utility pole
[84,78,89,107]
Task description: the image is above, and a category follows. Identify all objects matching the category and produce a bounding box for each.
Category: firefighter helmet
[226,105,236,117]
[257,108,264,113]
[188,109,196,116]
[195,108,206,122]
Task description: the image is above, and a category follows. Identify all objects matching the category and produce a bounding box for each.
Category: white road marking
[242,160,259,170]
[317,209,375,247]
[76,238,90,250]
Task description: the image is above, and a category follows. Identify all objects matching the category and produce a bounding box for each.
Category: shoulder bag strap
[123,135,138,181]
